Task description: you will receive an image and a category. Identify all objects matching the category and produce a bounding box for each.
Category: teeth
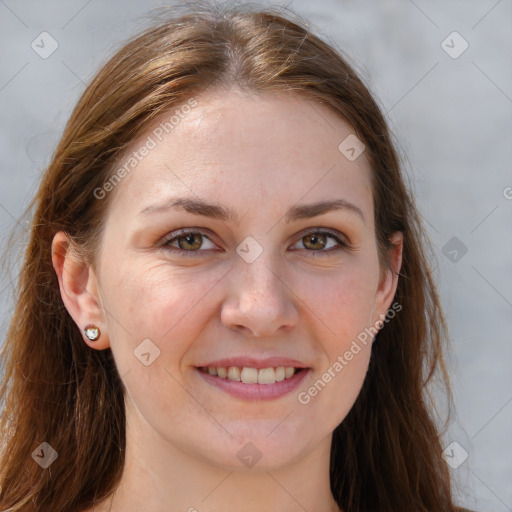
[285,367,294,379]
[241,367,258,384]
[274,366,285,381]
[258,367,277,384]
[204,365,300,385]
[227,367,241,381]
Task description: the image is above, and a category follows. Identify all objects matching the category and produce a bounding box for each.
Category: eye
[292,229,347,255]
[160,228,348,257]
[161,229,217,255]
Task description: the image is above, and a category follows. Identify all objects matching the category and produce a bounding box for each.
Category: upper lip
[196,357,310,369]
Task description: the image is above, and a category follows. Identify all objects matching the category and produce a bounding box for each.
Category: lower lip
[195,368,311,401]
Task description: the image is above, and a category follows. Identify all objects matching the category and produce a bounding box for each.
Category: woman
[0,2,474,511]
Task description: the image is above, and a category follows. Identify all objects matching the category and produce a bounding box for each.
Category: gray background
[0,1,511,510]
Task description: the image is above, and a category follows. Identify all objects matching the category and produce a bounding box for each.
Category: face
[70,87,401,470]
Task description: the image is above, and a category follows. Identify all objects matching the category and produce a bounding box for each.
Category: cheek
[314,341,372,433]
[292,258,378,425]
[99,260,228,430]
[309,268,376,358]
[302,257,380,341]
[100,258,226,372]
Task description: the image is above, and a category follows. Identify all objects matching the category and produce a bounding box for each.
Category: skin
[52,87,402,512]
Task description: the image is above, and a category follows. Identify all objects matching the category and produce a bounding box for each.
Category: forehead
[106,88,373,220]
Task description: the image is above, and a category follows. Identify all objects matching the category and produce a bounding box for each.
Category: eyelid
[294,227,349,247]
[160,228,218,253]
[289,229,348,256]
[160,227,349,256]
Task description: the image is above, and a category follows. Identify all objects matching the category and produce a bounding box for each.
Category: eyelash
[160,228,348,258]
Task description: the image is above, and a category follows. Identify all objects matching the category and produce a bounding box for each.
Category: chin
[201,422,312,471]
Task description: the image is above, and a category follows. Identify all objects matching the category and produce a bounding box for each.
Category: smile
[198,365,300,384]
[195,366,310,400]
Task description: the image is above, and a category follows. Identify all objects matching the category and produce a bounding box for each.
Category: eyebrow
[140,197,365,224]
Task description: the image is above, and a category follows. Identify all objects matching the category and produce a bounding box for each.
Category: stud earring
[83,324,101,342]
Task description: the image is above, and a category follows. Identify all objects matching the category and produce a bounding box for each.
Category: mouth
[197,365,306,384]
[194,365,311,400]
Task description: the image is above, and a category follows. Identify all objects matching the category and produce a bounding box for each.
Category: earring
[83,324,101,342]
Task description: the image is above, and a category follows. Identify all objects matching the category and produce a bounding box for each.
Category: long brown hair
[1,2,460,511]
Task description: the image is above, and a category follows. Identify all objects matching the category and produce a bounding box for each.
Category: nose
[221,256,299,337]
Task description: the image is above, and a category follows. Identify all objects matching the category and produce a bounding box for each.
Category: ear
[372,231,403,324]
[51,231,110,350]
